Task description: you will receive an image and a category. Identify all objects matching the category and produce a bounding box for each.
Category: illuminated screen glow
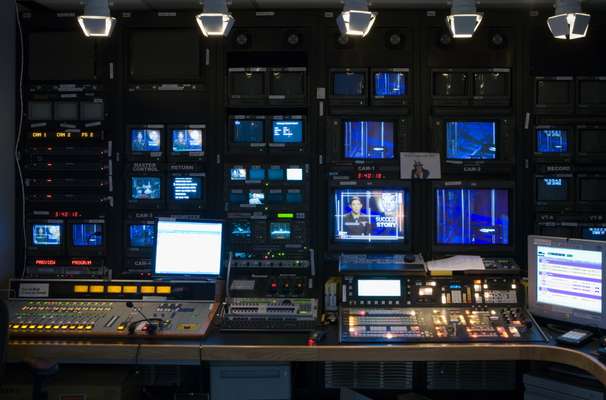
[32,224,62,246]
[537,178,569,202]
[435,188,510,245]
[231,221,251,240]
[537,245,603,314]
[333,189,407,243]
[536,129,568,153]
[131,177,161,200]
[272,120,303,143]
[129,224,155,248]
[270,222,291,240]
[446,121,497,160]
[333,72,365,96]
[131,129,161,152]
[171,176,202,200]
[154,220,223,276]
[72,223,103,247]
[374,72,406,97]
[232,119,264,143]
[358,279,401,297]
[343,121,395,160]
[172,129,203,152]
[583,227,606,241]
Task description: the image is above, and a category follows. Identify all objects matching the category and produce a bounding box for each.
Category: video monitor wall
[343,121,395,160]
[445,121,497,160]
[228,115,306,153]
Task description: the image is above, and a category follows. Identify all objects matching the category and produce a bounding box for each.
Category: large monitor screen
[445,121,497,160]
[536,129,569,153]
[536,245,602,313]
[332,72,365,96]
[232,119,264,143]
[129,224,155,248]
[72,223,103,247]
[374,72,406,97]
[154,220,223,276]
[131,129,161,153]
[32,224,62,246]
[171,176,202,200]
[435,188,510,245]
[172,129,203,153]
[272,120,303,143]
[333,189,407,243]
[343,121,395,160]
[131,177,161,200]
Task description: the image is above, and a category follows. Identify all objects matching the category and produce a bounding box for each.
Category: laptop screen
[154,219,223,276]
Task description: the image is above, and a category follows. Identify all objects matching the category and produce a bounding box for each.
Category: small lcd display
[131,129,161,153]
[32,224,62,246]
[582,227,606,241]
[171,176,202,200]
[270,222,291,240]
[267,191,284,204]
[72,223,103,247]
[229,190,246,204]
[232,119,264,143]
[536,178,569,202]
[435,188,510,245]
[249,191,265,205]
[286,191,303,204]
[358,279,401,297]
[333,72,365,96]
[286,168,303,181]
[343,121,395,160]
[231,221,252,240]
[446,121,497,160]
[131,177,161,200]
[272,120,303,143]
[374,72,406,97]
[537,80,571,105]
[248,167,265,181]
[172,129,203,153]
[268,168,285,181]
[129,224,155,248]
[230,168,247,181]
[536,129,569,153]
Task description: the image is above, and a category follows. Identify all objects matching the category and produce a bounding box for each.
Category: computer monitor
[154,219,223,277]
[528,235,606,329]
[343,120,395,160]
[577,126,606,163]
[445,121,497,160]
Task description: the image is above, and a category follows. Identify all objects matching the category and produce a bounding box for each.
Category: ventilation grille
[427,361,515,391]
[324,362,413,390]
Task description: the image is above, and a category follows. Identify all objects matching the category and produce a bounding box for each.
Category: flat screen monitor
[267,168,285,181]
[435,188,510,245]
[71,223,103,247]
[286,167,303,181]
[28,101,52,121]
[536,129,569,154]
[272,120,303,143]
[536,177,570,202]
[249,190,265,205]
[579,80,606,107]
[232,119,264,143]
[332,72,365,96]
[582,227,606,241]
[170,176,202,200]
[528,235,606,329]
[32,223,62,246]
[130,129,162,153]
[129,224,155,248]
[374,72,406,97]
[343,121,395,160]
[54,102,78,121]
[171,129,203,153]
[154,219,223,276]
[445,121,497,160]
[131,177,162,200]
[333,188,408,243]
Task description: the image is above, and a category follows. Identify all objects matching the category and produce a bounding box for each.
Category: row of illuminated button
[10,323,95,331]
[21,306,111,313]
[349,300,402,306]
[73,285,172,295]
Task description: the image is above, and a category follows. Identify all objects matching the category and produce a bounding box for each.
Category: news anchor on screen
[342,196,372,236]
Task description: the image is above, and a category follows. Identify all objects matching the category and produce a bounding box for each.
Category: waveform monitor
[344,120,395,160]
[528,235,606,329]
[154,219,223,277]
[446,121,497,160]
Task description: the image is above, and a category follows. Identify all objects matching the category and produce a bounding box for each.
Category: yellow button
[156,286,171,294]
[117,324,125,331]
[69,325,76,330]
[90,285,104,294]
[141,286,155,294]
[74,285,89,294]
[107,286,122,294]
[44,325,52,329]
[123,286,137,294]
[77,325,84,330]
[85,325,93,330]
[28,325,36,329]
[60,325,68,329]
[52,325,60,330]
[36,325,43,329]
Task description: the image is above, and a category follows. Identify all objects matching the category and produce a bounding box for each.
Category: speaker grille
[427,361,516,391]
[324,362,413,390]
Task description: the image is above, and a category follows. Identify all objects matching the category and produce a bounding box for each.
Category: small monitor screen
[537,178,569,202]
[445,121,497,160]
[578,129,606,154]
[270,222,291,240]
[154,220,223,276]
[579,81,606,106]
[536,245,602,313]
[272,120,303,143]
[583,227,606,241]
[72,223,103,247]
[333,189,407,243]
[172,129,203,153]
[230,168,247,181]
[536,129,569,153]
[129,224,155,248]
[232,119,264,143]
[434,72,467,96]
[435,188,510,245]
[32,224,62,246]
[229,190,246,204]
[473,72,508,97]
[286,168,303,181]
[231,221,252,240]
[171,176,202,200]
[374,72,406,97]
[358,279,401,297]
[249,167,265,181]
[270,71,305,96]
[131,129,161,153]
[249,191,265,205]
[333,72,365,96]
[343,121,395,160]
[230,72,265,96]
[537,80,571,105]
[131,177,161,200]
[268,168,285,181]
[580,178,606,202]
[286,191,303,204]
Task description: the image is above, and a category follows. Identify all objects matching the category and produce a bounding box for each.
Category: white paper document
[426,255,485,271]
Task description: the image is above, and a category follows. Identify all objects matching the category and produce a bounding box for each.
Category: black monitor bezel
[328,68,368,106]
[227,67,267,105]
[431,180,515,255]
[267,67,307,106]
[125,219,156,256]
[66,219,106,257]
[167,124,206,162]
[126,124,165,161]
[533,124,574,162]
[431,69,470,104]
[577,174,606,209]
[534,174,575,211]
[370,67,410,106]
[534,76,574,114]
[167,171,207,210]
[576,125,606,163]
[576,76,606,113]
[127,173,166,210]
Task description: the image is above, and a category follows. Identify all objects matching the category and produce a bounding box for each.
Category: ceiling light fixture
[78,0,116,38]
[196,0,235,37]
[337,0,377,38]
[547,0,590,40]
[446,0,483,39]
